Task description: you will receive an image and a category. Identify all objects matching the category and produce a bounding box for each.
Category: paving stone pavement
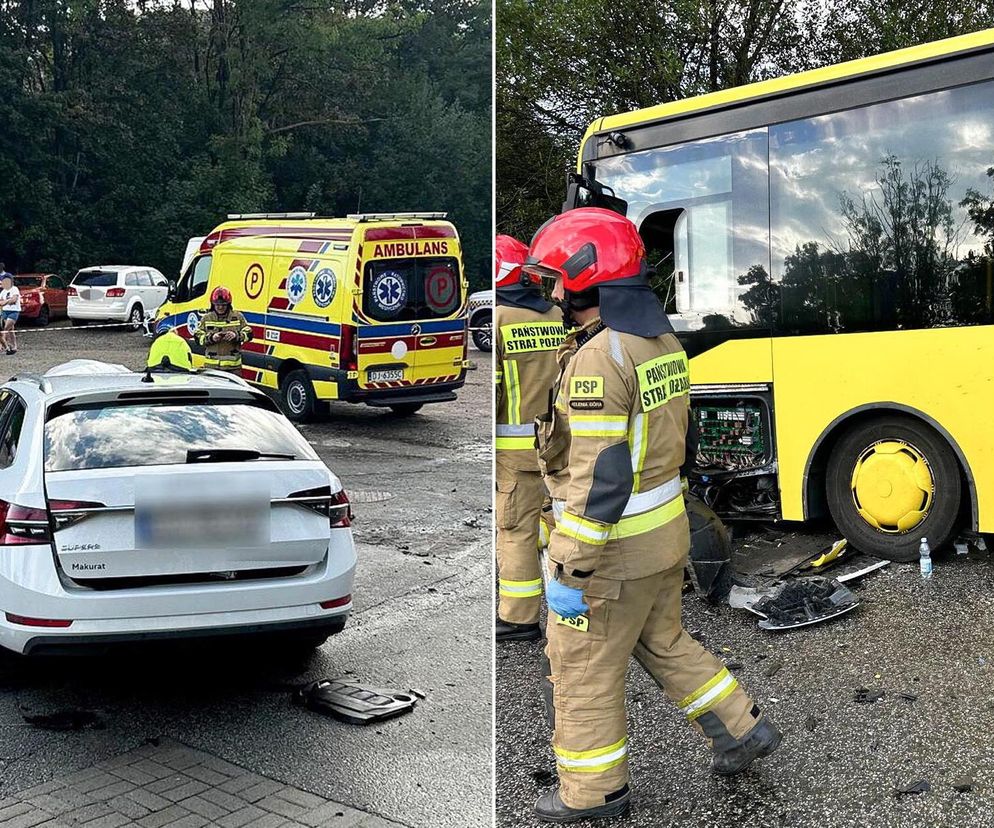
[0,739,406,828]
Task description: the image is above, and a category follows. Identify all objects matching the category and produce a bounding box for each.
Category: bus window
[770,79,994,334]
[592,129,770,338]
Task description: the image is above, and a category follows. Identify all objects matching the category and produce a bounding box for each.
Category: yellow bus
[569,29,994,560]
[155,212,468,421]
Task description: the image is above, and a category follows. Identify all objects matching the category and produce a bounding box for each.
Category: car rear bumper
[67,303,129,321]
[0,531,357,655]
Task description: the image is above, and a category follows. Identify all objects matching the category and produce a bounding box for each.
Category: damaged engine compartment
[688,387,780,521]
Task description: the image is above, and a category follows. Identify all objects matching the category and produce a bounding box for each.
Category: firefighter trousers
[495,462,546,625]
[545,560,760,808]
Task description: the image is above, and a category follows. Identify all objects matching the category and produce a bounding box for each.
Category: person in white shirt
[0,272,21,355]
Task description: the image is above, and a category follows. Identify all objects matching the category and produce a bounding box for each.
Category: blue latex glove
[546,578,589,619]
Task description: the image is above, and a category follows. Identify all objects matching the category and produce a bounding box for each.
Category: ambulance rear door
[355,224,467,390]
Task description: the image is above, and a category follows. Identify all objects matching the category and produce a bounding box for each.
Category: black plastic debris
[752,578,859,630]
[854,687,886,704]
[952,777,974,793]
[804,714,818,732]
[685,496,734,603]
[899,692,918,703]
[293,679,423,725]
[894,779,930,798]
[21,709,104,731]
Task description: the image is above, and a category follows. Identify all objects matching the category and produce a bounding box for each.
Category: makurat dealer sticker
[312,267,337,308]
[425,265,457,314]
[372,270,407,316]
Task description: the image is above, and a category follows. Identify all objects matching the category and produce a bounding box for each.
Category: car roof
[6,368,263,404]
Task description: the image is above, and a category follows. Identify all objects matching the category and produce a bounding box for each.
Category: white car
[68,266,170,329]
[468,289,493,352]
[0,363,356,655]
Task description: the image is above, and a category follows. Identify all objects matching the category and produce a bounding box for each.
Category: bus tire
[280,369,317,423]
[826,415,961,562]
[388,403,423,416]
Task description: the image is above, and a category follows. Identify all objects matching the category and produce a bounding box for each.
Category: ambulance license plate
[369,369,404,382]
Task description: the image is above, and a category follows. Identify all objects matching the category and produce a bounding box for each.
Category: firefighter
[194,286,253,373]
[146,328,194,371]
[494,235,566,641]
[526,208,781,822]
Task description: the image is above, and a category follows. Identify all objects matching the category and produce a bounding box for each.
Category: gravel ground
[497,531,994,828]
[0,323,493,828]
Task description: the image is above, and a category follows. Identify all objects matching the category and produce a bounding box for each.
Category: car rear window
[73,270,119,287]
[44,401,318,471]
[14,277,42,287]
[362,257,462,322]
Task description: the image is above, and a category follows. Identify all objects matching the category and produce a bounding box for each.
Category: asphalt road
[0,322,493,828]
[498,523,994,828]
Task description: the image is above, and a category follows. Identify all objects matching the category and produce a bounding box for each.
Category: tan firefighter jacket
[537,317,692,587]
[194,310,253,370]
[495,304,566,472]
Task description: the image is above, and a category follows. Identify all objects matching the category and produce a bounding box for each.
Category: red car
[14,273,69,326]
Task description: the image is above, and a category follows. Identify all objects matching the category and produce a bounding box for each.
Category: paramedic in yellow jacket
[194,286,253,373]
[526,208,781,823]
[494,235,565,641]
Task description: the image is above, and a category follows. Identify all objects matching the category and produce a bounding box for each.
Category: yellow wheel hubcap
[850,440,933,533]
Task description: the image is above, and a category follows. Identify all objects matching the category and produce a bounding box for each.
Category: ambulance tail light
[340,324,358,372]
[106,287,126,298]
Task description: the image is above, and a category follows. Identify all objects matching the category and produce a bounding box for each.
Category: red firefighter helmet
[211,286,232,306]
[495,235,537,289]
[525,207,645,293]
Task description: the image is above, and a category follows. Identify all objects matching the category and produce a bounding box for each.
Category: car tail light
[287,487,353,527]
[5,613,73,628]
[340,324,358,372]
[319,595,351,609]
[48,500,106,531]
[329,490,352,528]
[67,286,77,297]
[0,501,51,545]
[106,287,126,298]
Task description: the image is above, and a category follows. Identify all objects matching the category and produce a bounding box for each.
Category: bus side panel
[267,233,352,399]
[771,327,992,527]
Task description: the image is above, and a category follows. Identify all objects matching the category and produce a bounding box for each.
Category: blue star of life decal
[313,268,337,308]
[186,312,200,333]
[372,270,406,315]
[287,267,307,304]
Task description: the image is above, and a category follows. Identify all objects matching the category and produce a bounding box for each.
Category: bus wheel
[826,416,961,562]
[388,403,423,416]
[280,369,316,423]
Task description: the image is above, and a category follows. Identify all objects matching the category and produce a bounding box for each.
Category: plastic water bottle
[919,537,932,580]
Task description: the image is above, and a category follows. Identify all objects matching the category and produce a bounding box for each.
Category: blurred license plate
[134,475,269,549]
[369,369,403,382]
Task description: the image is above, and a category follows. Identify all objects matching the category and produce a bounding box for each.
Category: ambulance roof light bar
[347,212,448,222]
[225,212,316,220]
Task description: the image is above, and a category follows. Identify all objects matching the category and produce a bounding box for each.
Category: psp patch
[571,376,604,398]
[556,614,589,632]
[287,267,308,305]
[312,267,337,308]
[372,270,407,315]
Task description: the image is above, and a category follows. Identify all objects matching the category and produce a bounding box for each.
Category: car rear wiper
[186,448,297,463]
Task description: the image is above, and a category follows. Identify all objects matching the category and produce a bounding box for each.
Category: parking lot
[498,528,994,828]
[0,323,492,828]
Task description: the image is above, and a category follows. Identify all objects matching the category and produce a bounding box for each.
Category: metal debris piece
[894,779,930,798]
[293,678,422,725]
[685,496,733,602]
[899,692,918,702]
[753,578,859,630]
[836,559,890,583]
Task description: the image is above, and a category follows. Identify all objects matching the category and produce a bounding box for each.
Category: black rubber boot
[496,618,541,642]
[712,716,782,776]
[534,785,630,823]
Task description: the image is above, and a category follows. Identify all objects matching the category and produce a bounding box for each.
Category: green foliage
[497,0,994,240]
[0,0,492,290]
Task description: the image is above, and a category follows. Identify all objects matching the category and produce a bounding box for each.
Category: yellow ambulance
[154,212,469,420]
